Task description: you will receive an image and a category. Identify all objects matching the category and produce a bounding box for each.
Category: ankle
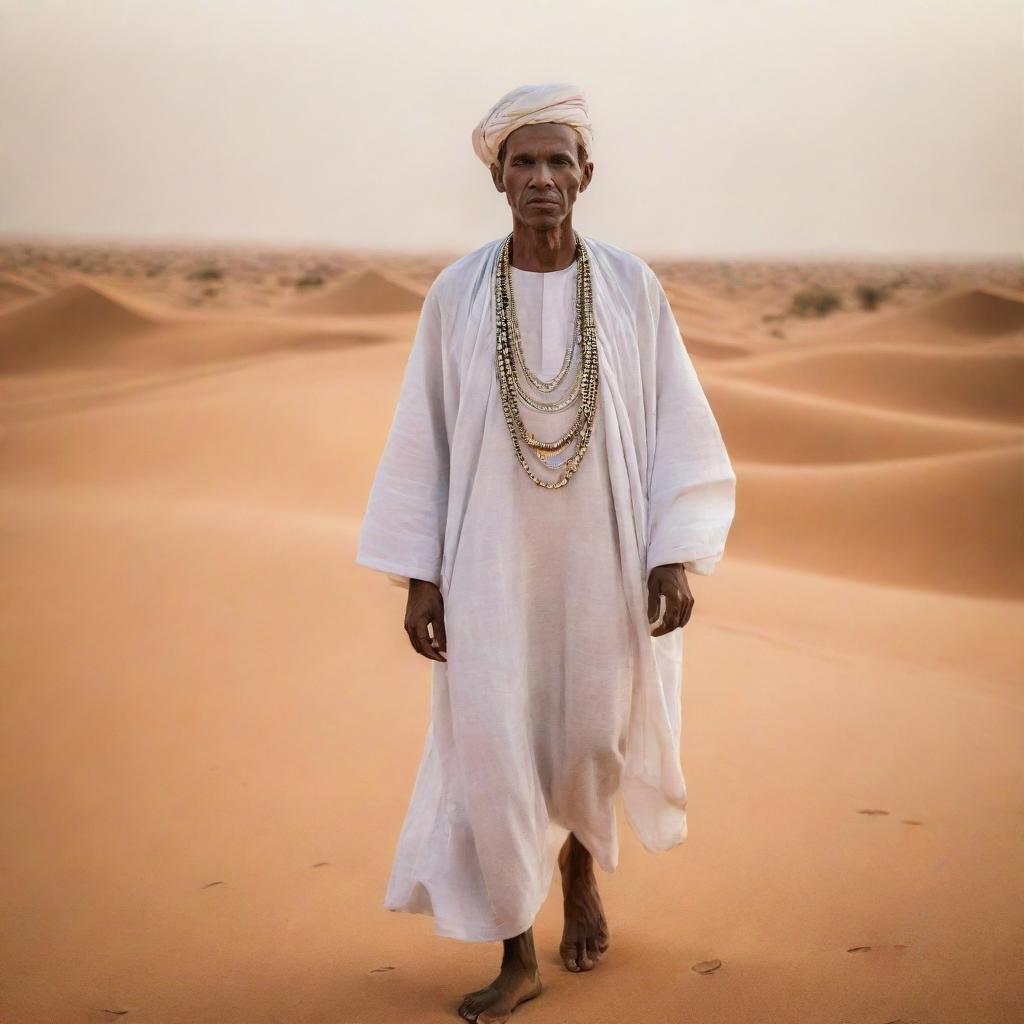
[560,834,594,873]
[501,928,538,973]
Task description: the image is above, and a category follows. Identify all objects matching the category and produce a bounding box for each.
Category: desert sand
[0,241,1022,1024]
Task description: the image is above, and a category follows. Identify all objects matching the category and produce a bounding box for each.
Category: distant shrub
[189,262,223,282]
[789,285,841,318]
[853,282,891,310]
[295,272,325,290]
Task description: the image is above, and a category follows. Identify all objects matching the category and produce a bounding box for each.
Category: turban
[471,83,594,169]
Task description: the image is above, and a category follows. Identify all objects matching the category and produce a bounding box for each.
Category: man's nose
[530,161,556,187]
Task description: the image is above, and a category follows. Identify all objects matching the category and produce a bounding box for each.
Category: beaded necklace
[493,230,600,489]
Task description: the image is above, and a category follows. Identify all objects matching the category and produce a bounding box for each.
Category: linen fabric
[355,234,736,942]
[471,82,594,169]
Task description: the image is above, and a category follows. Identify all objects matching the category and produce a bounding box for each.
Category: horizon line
[1,231,1021,266]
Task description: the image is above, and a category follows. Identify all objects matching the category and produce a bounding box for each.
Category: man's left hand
[647,563,694,636]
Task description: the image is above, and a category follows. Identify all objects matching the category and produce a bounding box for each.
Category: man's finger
[647,579,661,624]
[411,622,444,661]
[415,624,444,661]
[432,614,448,655]
[680,594,695,629]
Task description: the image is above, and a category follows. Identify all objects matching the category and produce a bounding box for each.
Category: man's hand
[405,579,447,662]
[647,563,694,636]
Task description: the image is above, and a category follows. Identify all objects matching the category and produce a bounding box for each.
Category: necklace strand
[494,231,600,489]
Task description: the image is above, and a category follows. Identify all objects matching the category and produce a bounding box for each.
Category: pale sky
[1,0,1021,258]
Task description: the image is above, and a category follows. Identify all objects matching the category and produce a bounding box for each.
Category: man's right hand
[405,579,447,662]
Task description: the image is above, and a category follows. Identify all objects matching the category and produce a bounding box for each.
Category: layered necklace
[494,231,600,490]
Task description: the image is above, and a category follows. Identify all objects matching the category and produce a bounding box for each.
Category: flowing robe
[355,234,736,942]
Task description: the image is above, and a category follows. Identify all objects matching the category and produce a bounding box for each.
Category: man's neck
[508,221,578,273]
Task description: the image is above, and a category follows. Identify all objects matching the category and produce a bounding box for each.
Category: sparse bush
[853,282,891,310]
[295,272,325,290]
[189,262,223,282]
[789,285,841,318]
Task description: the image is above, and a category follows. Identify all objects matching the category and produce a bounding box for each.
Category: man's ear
[490,162,505,193]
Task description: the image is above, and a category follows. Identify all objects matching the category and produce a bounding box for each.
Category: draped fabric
[355,234,736,941]
[470,82,595,169]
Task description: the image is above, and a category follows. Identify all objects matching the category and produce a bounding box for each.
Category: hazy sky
[2,0,1021,258]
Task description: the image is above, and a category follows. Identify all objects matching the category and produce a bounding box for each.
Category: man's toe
[559,940,578,971]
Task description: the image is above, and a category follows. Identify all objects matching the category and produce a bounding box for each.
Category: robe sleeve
[354,280,450,590]
[644,273,736,577]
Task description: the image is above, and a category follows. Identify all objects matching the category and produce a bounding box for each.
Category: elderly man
[355,82,736,1023]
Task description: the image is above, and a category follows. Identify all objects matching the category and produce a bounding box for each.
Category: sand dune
[0,271,43,307]
[286,265,426,316]
[0,279,158,373]
[804,285,1024,350]
[0,346,396,511]
[664,281,769,358]
[907,285,1024,339]
[664,279,745,327]
[729,445,1023,599]
[720,343,1024,423]
[0,282,403,379]
[703,375,1023,464]
[681,330,752,360]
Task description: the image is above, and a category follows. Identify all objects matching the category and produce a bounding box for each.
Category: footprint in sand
[847,944,909,953]
[691,959,723,974]
[200,880,224,888]
[857,808,890,815]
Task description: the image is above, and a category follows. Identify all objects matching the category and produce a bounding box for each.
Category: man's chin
[521,206,565,226]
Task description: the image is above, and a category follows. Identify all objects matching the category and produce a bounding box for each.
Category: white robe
[355,234,736,942]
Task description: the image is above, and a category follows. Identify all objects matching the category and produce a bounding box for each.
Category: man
[355,82,736,1023]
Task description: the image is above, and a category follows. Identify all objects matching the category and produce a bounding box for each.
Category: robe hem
[383,897,546,944]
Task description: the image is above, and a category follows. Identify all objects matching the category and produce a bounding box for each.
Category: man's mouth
[528,198,560,207]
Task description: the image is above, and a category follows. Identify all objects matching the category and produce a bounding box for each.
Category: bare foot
[458,928,542,1023]
[558,833,610,971]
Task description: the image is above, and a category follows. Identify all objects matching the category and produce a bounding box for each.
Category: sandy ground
[0,242,1022,1024]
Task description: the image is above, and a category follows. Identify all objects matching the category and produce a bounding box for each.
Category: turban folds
[471,83,594,169]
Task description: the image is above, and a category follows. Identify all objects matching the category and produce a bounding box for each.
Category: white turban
[471,83,594,170]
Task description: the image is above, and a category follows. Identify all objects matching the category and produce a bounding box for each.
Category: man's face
[490,122,593,229]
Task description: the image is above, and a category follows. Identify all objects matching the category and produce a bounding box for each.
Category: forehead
[503,122,579,155]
